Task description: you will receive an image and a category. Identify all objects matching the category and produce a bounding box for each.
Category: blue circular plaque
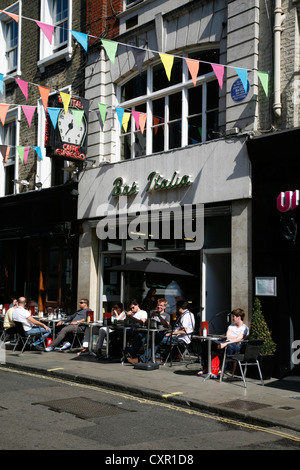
[231,78,250,102]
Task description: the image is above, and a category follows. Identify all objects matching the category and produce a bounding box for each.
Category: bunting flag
[98,103,107,126]
[47,107,61,129]
[131,47,146,75]
[0,103,9,125]
[116,107,124,128]
[0,10,19,22]
[0,145,10,163]
[38,85,50,110]
[72,109,84,129]
[159,53,174,81]
[139,113,147,134]
[60,91,71,114]
[122,112,131,132]
[35,21,54,45]
[21,105,36,127]
[16,146,25,164]
[0,74,3,94]
[185,58,199,86]
[257,71,269,97]
[71,30,88,52]
[235,68,248,93]
[211,63,224,89]
[32,146,43,160]
[101,39,118,65]
[15,78,28,100]
[132,110,140,130]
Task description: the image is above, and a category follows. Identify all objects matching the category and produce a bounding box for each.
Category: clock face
[57,108,87,146]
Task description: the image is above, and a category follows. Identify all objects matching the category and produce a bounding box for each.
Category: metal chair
[12,321,46,355]
[70,327,85,350]
[163,333,194,366]
[219,339,264,387]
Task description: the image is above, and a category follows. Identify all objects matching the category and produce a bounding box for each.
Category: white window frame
[37,0,72,72]
[116,55,219,160]
[0,1,22,81]
[0,106,20,197]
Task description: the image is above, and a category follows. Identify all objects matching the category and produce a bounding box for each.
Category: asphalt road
[1,368,299,454]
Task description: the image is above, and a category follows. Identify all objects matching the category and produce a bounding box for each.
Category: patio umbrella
[107,257,194,277]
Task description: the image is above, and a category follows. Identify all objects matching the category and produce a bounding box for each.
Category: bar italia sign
[112,171,192,197]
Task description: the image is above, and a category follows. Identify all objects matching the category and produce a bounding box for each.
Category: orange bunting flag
[38,85,50,110]
[0,10,19,22]
[0,145,10,163]
[0,104,9,125]
[185,58,199,86]
[139,113,147,134]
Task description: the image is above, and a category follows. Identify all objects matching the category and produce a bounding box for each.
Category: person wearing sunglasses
[45,299,91,352]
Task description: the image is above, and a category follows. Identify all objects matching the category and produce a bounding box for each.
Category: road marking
[161,392,183,397]
[2,366,300,443]
[47,368,64,372]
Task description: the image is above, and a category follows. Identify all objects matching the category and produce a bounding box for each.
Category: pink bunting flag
[132,110,140,131]
[23,147,30,164]
[211,63,224,89]
[22,105,36,127]
[35,21,54,45]
[15,78,29,100]
[185,58,199,86]
[0,104,10,125]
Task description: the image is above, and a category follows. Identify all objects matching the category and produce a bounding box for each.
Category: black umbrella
[107,257,194,277]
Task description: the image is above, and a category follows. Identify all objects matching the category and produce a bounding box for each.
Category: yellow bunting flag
[60,92,71,115]
[159,53,174,81]
[122,112,131,133]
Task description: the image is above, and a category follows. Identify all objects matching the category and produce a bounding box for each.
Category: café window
[117,49,220,160]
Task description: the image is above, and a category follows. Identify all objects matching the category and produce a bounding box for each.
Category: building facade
[0,0,86,312]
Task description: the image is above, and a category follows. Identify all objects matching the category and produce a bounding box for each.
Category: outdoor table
[193,334,228,380]
[81,321,102,354]
[38,317,62,340]
[137,326,169,362]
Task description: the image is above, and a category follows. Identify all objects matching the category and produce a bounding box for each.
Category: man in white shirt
[124,299,147,360]
[12,297,51,348]
[217,308,249,355]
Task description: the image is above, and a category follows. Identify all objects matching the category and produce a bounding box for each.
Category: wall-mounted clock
[57,108,87,146]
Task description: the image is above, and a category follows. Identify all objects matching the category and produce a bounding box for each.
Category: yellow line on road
[2,366,300,443]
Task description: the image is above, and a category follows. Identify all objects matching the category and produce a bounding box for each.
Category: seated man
[122,299,147,359]
[12,297,51,348]
[127,298,170,364]
[155,300,195,361]
[4,298,17,331]
[45,298,91,352]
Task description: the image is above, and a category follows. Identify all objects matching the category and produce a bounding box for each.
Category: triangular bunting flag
[60,91,71,114]
[71,30,88,52]
[0,145,10,163]
[15,78,28,100]
[257,71,269,97]
[116,107,124,128]
[35,21,54,45]
[153,116,160,135]
[39,85,50,110]
[23,147,30,164]
[101,39,118,65]
[0,10,19,22]
[47,107,61,129]
[71,109,84,129]
[21,105,36,127]
[139,113,147,134]
[0,74,3,94]
[211,63,224,89]
[32,146,43,160]
[16,146,25,164]
[235,68,248,93]
[131,47,146,75]
[122,112,131,133]
[159,53,174,81]
[185,58,199,86]
[98,103,107,126]
[0,104,9,125]
[132,110,140,130]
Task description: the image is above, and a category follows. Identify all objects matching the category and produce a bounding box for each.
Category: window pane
[169,92,181,121]
[188,85,202,116]
[121,72,147,101]
[134,131,146,157]
[169,121,182,149]
[206,110,219,141]
[207,80,219,110]
[188,115,202,144]
[153,58,182,92]
[120,133,131,160]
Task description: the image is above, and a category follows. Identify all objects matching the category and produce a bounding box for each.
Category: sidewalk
[2,345,300,435]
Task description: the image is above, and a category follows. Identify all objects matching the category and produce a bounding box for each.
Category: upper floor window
[0,3,21,78]
[117,49,220,160]
[38,0,72,71]
[0,108,19,196]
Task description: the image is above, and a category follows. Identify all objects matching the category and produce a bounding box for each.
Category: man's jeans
[25,327,51,346]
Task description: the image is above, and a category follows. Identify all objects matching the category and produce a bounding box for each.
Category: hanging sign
[45,94,89,162]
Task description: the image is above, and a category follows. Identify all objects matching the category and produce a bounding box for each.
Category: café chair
[0,325,17,344]
[163,333,194,367]
[12,321,46,355]
[219,339,265,388]
[70,328,85,350]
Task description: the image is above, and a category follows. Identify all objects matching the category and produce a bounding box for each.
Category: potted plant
[248,297,277,379]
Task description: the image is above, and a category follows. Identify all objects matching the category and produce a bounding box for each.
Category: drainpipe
[273,0,285,118]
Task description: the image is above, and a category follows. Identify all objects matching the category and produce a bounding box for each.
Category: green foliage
[249,298,276,355]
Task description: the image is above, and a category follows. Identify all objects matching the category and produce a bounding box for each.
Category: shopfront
[78,136,252,331]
